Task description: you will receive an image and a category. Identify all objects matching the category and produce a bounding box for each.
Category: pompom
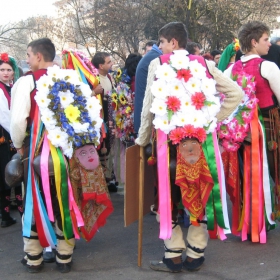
[101,147,107,154]
[147,156,156,165]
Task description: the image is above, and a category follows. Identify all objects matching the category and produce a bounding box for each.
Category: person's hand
[92,84,103,95]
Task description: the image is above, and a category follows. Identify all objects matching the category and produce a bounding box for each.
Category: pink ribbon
[40,135,54,221]
[62,156,84,238]
[157,130,172,240]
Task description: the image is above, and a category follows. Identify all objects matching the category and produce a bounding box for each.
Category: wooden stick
[138,146,144,267]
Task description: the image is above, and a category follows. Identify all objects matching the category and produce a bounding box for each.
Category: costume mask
[74,145,99,170]
[178,138,201,164]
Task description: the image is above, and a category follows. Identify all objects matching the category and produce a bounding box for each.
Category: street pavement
[1,192,280,280]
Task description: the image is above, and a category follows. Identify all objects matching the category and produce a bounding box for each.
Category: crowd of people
[1,19,280,275]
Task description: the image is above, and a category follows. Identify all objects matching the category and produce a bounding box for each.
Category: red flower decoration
[0,53,9,63]
[194,127,207,142]
[177,69,193,82]
[169,127,184,144]
[182,124,195,138]
[166,96,181,112]
[191,92,206,110]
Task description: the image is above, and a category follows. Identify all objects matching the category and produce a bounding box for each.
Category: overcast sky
[1,0,57,25]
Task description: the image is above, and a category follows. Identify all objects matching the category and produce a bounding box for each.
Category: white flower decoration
[167,80,185,98]
[58,90,74,109]
[189,110,207,128]
[71,121,89,133]
[63,69,81,84]
[47,128,69,147]
[151,79,169,100]
[153,115,176,134]
[150,99,167,116]
[86,96,102,119]
[79,83,92,98]
[202,95,220,117]
[179,96,195,113]
[34,91,51,108]
[189,60,207,79]
[41,110,57,130]
[47,65,64,80]
[184,77,202,94]
[36,75,53,94]
[170,112,189,127]
[60,142,73,158]
[201,78,217,97]
[170,53,190,70]
[155,63,177,82]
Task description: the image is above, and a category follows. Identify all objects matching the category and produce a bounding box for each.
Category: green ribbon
[202,133,227,230]
[57,148,73,239]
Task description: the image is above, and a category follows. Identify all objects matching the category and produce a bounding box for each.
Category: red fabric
[221,150,240,236]
[0,82,11,108]
[232,59,275,109]
[159,53,213,79]
[27,69,47,126]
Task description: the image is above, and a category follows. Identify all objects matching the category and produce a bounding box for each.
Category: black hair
[28,38,55,62]
[145,40,157,48]
[186,42,201,54]
[125,53,142,77]
[91,52,110,69]
[0,60,13,69]
[235,49,243,62]
[210,50,222,58]
[158,22,188,48]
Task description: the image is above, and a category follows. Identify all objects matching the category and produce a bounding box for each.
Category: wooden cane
[138,146,144,267]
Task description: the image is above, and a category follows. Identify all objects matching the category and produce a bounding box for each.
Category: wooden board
[124,145,154,226]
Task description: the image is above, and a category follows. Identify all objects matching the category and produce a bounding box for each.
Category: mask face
[178,138,201,164]
[74,145,99,170]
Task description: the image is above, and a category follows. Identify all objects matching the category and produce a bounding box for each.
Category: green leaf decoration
[235,113,244,125]
[204,100,216,106]
[167,109,173,122]
[242,76,247,88]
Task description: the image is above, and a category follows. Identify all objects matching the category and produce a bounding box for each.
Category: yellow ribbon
[49,142,65,234]
[69,52,99,88]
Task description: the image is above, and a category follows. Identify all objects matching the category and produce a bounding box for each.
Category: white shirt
[10,75,34,148]
[0,85,11,133]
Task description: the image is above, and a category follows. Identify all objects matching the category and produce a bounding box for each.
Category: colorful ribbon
[203,132,227,230]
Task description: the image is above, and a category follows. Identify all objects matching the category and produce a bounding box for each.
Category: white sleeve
[223,64,234,77]
[0,89,11,133]
[260,61,280,104]
[10,75,34,148]
[135,58,159,146]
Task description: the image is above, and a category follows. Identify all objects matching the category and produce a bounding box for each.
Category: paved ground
[1,192,280,280]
